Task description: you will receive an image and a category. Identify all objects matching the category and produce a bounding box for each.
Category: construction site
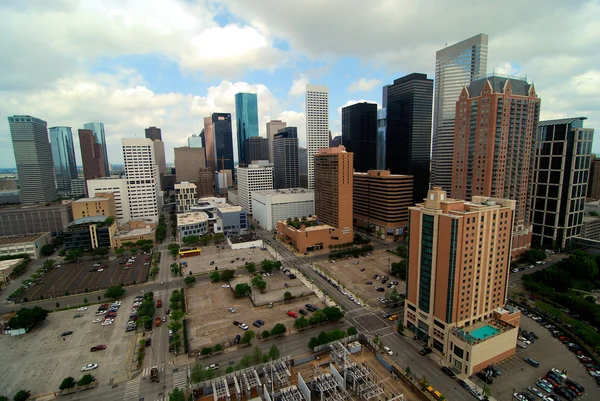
[192,340,408,401]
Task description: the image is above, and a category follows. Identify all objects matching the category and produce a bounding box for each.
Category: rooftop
[253,188,314,197]
[228,232,261,244]
[68,216,109,227]
[450,316,516,345]
[0,233,49,245]
[218,205,242,213]
[177,211,209,226]
[113,227,154,238]
[468,75,533,97]
[539,117,587,127]
[73,197,110,203]
[0,258,23,272]
[354,170,413,178]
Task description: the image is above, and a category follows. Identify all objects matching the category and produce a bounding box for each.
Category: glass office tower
[83,122,110,175]
[49,126,77,194]
[235,93,259,165]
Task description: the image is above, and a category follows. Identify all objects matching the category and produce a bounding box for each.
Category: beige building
[198,167,214,197]
[177,211,209,241]
[0,258,23,284]
[266,120,286,163]
[404,187,520,375]
[174,147,206,183]
[175,181,197,213]
[72,193,117,220]
[112,219,156,249]
[0,233,53,260]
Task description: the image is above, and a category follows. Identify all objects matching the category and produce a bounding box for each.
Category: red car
[544,376,559,387]
[287,311,299,318]
[90,345,106,352]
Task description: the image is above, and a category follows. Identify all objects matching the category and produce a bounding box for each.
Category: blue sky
[0,0,599,167]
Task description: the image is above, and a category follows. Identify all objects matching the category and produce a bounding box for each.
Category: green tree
[347,326,358,336]
[251,275,267,292]
[220,269,235,281]
[225,366,234,374]
[241,330,256,345]
[252,346,263,364]
[184,276,196,286]
[13,390,31,401]
[43,259,56,269]
[200,347,213,355]
[396,244,407,257]
[170,290,183,306]
[115,247,125,256]
[391,260,407,280]
[77,374,95,386]
[210,271,220,282]
[283,291,293,301]
[169,320,183,334]
[182,235,200,245]
[294,316,309,330]
[170,309,185,322]
[7,306,49,330]
[190,364,205,383]
[482,387,492,398]
[168,388,185,401]
[268,344,281,360]
[104,285,125,300]
[419,377,429,391]
[41,244,55,257]
[150,266,159,277]
[59,377,76,390]
[214,344,223,353]
[322,306,344,322]
[397,320,404,333]
[389,288,401,302]
[261,330,271,339]
[244,262,256,273]
[271,323,286,336]
[234,283,252,297]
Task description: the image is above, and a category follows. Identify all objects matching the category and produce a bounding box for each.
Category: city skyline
[0,1,597,167]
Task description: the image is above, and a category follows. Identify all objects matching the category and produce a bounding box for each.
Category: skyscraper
[145,126,162,141]
[298,147,308,188]
[531,117,594,249]
[237,162,273,214]
[314,146,353,234]
[122,138,162,221]
[306,84,329,189]
[274,127,299,189]
[431,34,488,192]
[49,126,77,194]
[212,113,235,179]
[174,147,206,183]
[266,120,286,163]
[404,187,518,373]
[244,137,269,165]
[188,134,203,148]
[452,76,541,258]
[8,115,58,204]
[204,117,216,172]
[385,73,433,204]
[376,108,387,170]
[341,102,378,173]
[235,93,259,164]
[83,122,110,175]
[79,129,106,185]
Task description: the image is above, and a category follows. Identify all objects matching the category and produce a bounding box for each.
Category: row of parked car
[513,368,584,401]
[313,268,361,305]
[287,304,321,319]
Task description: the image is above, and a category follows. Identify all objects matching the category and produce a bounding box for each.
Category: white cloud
[289,75,309,96]
[347,78,381,93]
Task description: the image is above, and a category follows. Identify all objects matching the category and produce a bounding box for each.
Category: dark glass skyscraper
[235,93,259,164]
[49,126,77,194]
[341,102,378,173]
[244,137,269,164]
[212,113,235,180]
[83,122,110,175]
[385,73,433,204]
[274,127,299,189]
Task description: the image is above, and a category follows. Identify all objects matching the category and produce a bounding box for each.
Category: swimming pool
[469,325,500,340]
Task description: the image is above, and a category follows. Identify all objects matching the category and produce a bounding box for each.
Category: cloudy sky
[1,0,599,167]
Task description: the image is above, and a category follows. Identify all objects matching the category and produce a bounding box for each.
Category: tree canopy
[234,283,251,298]
[104,285,125,299]
[7,306,49,330]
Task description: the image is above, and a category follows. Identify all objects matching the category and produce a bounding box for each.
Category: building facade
[266,120,286,163]
[298,147,308,188]
[72,194,116,220]
[86,178,130,224]
[353,170,413,237]
[49,126,77,194]
[64,216,117,250]
[122,138,162,222]
[235,93,259,165]
[588,156,600,200]
[188,134,202,148]
[341,102,378,173]
[145,126,162,141]
[236,163,274,214]
[112,219,156,249]
[376,108,387,170]
[306,84,329,189]
[274,128,300,189]
[216,206,248,235]
[251,188,315,230]
[174,147,206,183]
[197,168,214,197]
[452,76,541,259]
[385,73,433,204]
[8,115,58,204]
[244,137,269,165]
[212,113,235,180]
[83,122,110,175]
[203,116,216,171]
[0,233,53,260]
[431,34,488,192]
[177,211,209,241]
[175,181,198,213]
[79,129,107,186]
[70,178,86,196]
[404,187,518,375]
[531,117,594,249]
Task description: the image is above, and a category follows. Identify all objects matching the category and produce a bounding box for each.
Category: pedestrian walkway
[172,369,188,390]
[123,376,141,400]
[141,362,165,378]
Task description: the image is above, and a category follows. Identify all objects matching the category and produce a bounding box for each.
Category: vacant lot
[317,249,403,306]
[186,272,325,353]
[21,255,150,301]
[180,244,273,275]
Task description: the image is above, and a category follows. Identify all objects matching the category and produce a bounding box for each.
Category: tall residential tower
[306,84,329,189]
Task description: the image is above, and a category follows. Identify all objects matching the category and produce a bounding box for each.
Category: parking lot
[0,295,141,397]
[179,244,271,275]
[185,273,326,354]
[21,255,150,301]
[316,249,403,306]
[471,315,600,400]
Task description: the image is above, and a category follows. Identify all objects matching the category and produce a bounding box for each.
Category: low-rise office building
[0,258,23,284]
[72,194,117,220]
[252,188,315,231]
[0,233,53,260]
[63,216,117,250]
[227,232,263,250]
[175,181,198,213]
[112,219,156,249]
[277,216,352,254]
[177,212,209,241]
[0,202,73,237]
[216,205,248,236]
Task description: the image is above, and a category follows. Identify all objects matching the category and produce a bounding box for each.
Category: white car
[81,363,99,372]
[77,307,88,312]
[551,368,567,379]
[93,318,102,323]
[206,363,220,371]
[383,346,393,356]
[528,386,543,398]
[238,323,249,330]
[354,299,361,305]
[97,269,104,272]
[94,311,106,316]
[222,284,231,288]
[227,308,237,313]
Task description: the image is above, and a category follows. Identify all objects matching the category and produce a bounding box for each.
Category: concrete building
[244,137,269,166]
[306,84,329,189]
[582,213,600,241]
[175,181,197,213]
[341,102,378,173]
[385,73,433,204]
[145,126,162,141]
[144,127,166,189]
[266,120,286,163]
[376,108,387,170]
[79,128,107,187]
[72,194,117,220]
[49,126,77,194]
[70,178,86,196]
[215,170,233,195]
[353,170,413,237]
[216,205,248,235]
[177,211,209,241]
[273,128,299,189]
[298,147,308,188]
[588,155,600,200]
[531,117,594,249]
[0,202,73,236]
[190,196,227,232]
[174,146,206,183]
[431,34,488,192]
[404,187,519,375]
[452,75,541,259]
[8,115,58,204]
[0,190,19,205]
[235,93,259,165]
[86,178,130,224]
[122,138,162,222]
[227,232,263,250]
[188,134,202,148]
[227,188,238,206]
[0,259,22,284]
[236,162,274,214]
[203,116,216,172]
[197,168,214,197]
[112,219,156,249]
[64,216,117,250]
[251,188,315,230]
[0,233,53,260]
[83,122,110,175]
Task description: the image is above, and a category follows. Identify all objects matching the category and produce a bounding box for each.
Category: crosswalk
[123,376,141,400]
[172,369,188,390]
[141,362,165,378]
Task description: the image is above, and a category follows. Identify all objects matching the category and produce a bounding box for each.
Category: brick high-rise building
[79,129,106,185]
[197,167,214,198]
[83,122,110,175]
[405,187,519,374]
[353,170,413,237]
[203,117,216,172]
[452,76,541,258]
[342,102,378,173]
[314,146,353,234]
[588,155,600,201]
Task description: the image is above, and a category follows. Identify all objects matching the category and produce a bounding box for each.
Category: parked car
[476,371,493,384]
[419,347,432,356]
[524,357,540,367]
[441,366,456,378]
[61,331,73,337]
[287,311,299,318]
[234,334,241,345]
[206,364,220,371]
[375,286,384,292]
[487,365,502,376]
[90,345,106,352]
[299,309,308,316]
[81,363,99,372]
[383,346,393,356]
